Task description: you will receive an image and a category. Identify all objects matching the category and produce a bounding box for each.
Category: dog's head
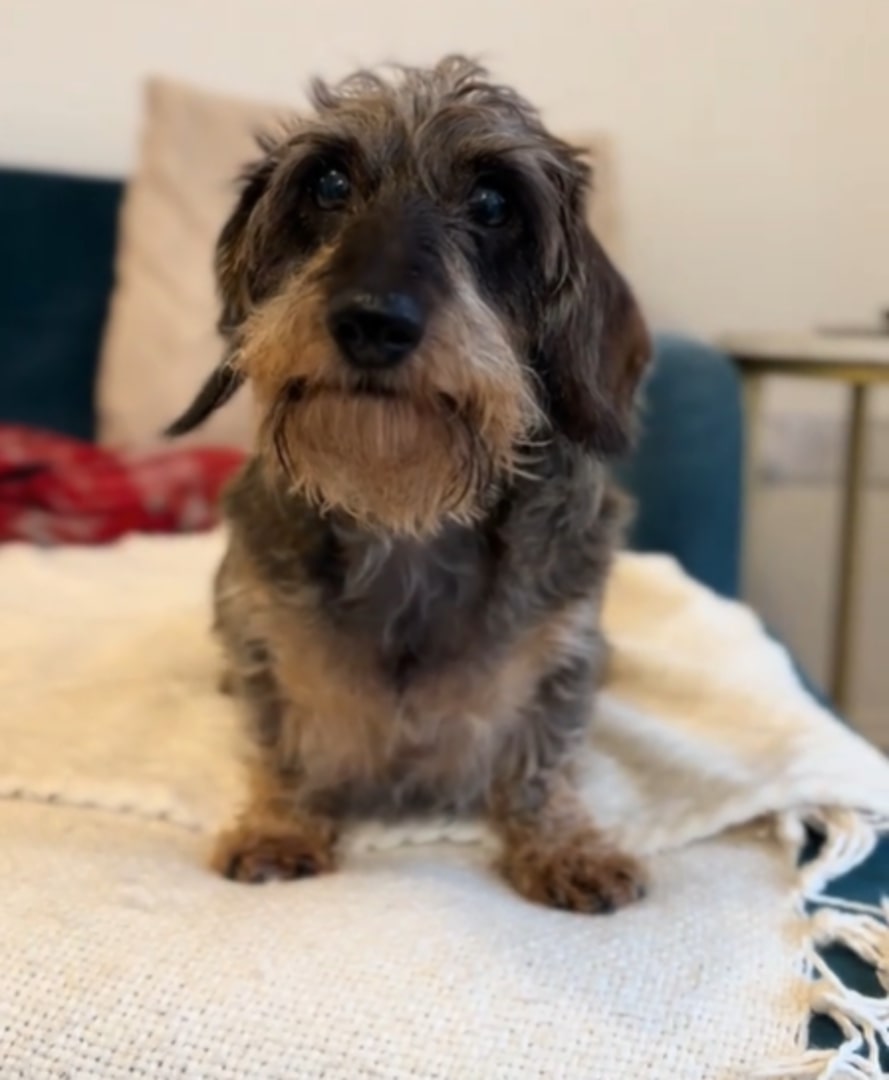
[167,57,650,536]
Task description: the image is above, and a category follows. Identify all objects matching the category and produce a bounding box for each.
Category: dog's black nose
[328,291,425,369]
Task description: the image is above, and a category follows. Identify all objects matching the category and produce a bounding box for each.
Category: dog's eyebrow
[443,143,544,193]
[463,153,530,183]
[281,130,364,170]
[270,131,370,194]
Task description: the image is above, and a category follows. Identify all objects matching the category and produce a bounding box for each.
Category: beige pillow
[97,79,292,449]
[97,77,618,450]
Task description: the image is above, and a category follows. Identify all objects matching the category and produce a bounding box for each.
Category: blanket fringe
[759,809,889,1080]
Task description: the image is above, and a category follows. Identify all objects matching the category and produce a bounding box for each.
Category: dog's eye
[312,167,352,211]
[468,184,509,228]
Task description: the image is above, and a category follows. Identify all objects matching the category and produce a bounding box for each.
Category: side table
[719,333,889,714]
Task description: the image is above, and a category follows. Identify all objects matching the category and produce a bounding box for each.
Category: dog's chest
[323,524,494,687]
[262,524,557,808]
[271,579,582,813]
[250,491,606,812]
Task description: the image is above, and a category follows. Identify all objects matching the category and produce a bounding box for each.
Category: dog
[166,56,652,913]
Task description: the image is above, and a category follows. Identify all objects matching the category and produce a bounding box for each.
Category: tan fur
[497,823,648,913]
[211,752,338,883]
[213,813,338,884]
[237,258,540,536]
[223,545,599,818]
[488,771,645,912]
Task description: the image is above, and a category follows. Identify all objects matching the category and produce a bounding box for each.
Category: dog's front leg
[489,661,647,914]
[211,661,339,885]
[212,768,339,885]
[490,771,646,913]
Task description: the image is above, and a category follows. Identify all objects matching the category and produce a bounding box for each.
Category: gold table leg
[740,374,764,599]
[829,384,869,713]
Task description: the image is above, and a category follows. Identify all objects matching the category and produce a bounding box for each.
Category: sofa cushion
[0,168,121,440]
[96,79,289,451]
[615,335,743,599]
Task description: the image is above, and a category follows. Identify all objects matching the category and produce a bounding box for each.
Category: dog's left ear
[537,165,651,456]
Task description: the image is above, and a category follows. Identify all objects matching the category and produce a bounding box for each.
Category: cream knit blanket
[2,532,888,1078]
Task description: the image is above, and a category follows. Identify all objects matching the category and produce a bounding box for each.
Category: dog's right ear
[536,148,651,457]
[164,153,277,439]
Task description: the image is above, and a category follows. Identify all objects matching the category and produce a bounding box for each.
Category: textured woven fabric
[0,804,804,1080]
[1,532,888,1078]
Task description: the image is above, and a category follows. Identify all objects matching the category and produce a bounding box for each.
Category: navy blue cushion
[618,334,743,600]
[0,168,122,440]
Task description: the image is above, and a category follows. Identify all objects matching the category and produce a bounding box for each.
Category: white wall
[3,0,889,338]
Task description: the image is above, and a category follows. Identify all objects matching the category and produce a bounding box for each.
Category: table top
[719,332,889,381]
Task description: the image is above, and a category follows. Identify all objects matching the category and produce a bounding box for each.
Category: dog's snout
[328,291,425,369]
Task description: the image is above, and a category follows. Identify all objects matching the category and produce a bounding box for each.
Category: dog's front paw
[212,822,337,884]
[500,833,647,914]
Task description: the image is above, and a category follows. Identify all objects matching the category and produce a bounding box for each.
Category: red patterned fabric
[0,426,245,545]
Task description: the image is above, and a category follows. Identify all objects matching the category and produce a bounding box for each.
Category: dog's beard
[242,275,543,536]
[265,387,494,535]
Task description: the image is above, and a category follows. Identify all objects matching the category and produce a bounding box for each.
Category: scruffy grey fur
[168,57,652,913]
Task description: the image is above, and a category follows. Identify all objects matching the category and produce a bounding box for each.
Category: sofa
[1,163,885,1066]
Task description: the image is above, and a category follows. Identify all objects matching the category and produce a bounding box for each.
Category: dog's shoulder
[222,455,327,587]
[491,437,628,606]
